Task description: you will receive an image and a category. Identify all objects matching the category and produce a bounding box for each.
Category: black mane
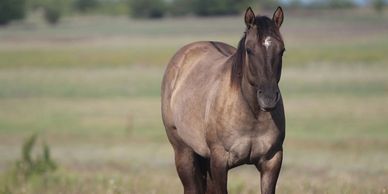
[230,34,246,88]
[255,16,280,40]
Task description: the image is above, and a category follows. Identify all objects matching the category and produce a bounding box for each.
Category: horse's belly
[176,123,210,157]
[169,62,225,158]
[170,87,212,157]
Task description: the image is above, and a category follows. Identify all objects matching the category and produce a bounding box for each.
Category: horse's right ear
[244,7,255,28]
[273,6,284,28]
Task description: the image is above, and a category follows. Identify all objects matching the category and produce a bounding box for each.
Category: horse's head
[243,7,285,111]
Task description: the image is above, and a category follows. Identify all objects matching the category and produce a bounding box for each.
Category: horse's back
[161,41,235,156]
[162,41,234,92]
[162,41,234,110]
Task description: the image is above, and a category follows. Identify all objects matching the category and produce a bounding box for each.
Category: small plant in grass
[0,134,57,193]
[16,134,57,178]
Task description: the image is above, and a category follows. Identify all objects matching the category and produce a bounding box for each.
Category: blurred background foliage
[0,0,27,25]
[0,0,387,25]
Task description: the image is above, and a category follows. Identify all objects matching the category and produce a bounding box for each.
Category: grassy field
[0,8,388,194]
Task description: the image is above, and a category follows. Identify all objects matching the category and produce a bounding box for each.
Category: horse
[161,6,286,194]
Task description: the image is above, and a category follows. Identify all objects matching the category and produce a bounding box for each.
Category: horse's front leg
[256,150,283,194]
[208,147,229,194]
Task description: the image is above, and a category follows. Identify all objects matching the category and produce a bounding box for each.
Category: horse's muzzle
[257,85,280,112]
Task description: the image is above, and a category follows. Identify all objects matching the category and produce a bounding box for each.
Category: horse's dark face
[244,7,285,111]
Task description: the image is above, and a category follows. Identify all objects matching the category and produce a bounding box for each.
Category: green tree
[259,0,280,9]
[168,0,192,16]
[0,0,27,25]
[373,0,385,14]
[94,0,129,15]
[73,0,99,13]
[327,0,355,9]
[287,0,302,9]
[128,0,167,19]
[192,0,253,16]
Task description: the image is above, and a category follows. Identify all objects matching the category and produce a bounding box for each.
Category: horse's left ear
[272,6,284,28]
[244,7,255,28]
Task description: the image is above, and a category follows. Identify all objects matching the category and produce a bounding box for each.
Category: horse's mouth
[260,106,276,112]
[258,100,278,112]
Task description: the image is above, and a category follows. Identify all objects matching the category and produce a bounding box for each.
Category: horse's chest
[223,127,280,167]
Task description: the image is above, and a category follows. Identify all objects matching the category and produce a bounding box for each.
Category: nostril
[258,90,263,95]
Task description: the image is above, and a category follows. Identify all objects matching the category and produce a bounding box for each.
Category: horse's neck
[218,59,259,118]
[240,63,260,116]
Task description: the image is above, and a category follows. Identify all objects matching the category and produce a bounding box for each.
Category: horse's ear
[272,6,284,28]
[244,7,255,28]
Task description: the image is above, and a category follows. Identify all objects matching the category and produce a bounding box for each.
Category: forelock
[254,16,281,41]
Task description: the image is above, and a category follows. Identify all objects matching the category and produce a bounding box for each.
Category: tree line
[0,0,386,26]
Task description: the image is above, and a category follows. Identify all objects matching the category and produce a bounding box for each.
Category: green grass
[1,40,388,68]
[1,8,388,194]
[285,40,388,66]
[0,67,162,98]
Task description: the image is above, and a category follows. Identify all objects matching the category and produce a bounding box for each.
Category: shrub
[308,0,355,9]
[42,0,64,25]
[44,6,62,25]
[168,0,192,16]
[258,0,281,9]
[327,0,355,9]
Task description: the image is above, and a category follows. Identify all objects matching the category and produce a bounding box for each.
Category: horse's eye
[246,48,253,55]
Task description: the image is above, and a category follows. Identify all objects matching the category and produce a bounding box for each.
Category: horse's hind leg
[163,119,206,193]
[174,145,206,194]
